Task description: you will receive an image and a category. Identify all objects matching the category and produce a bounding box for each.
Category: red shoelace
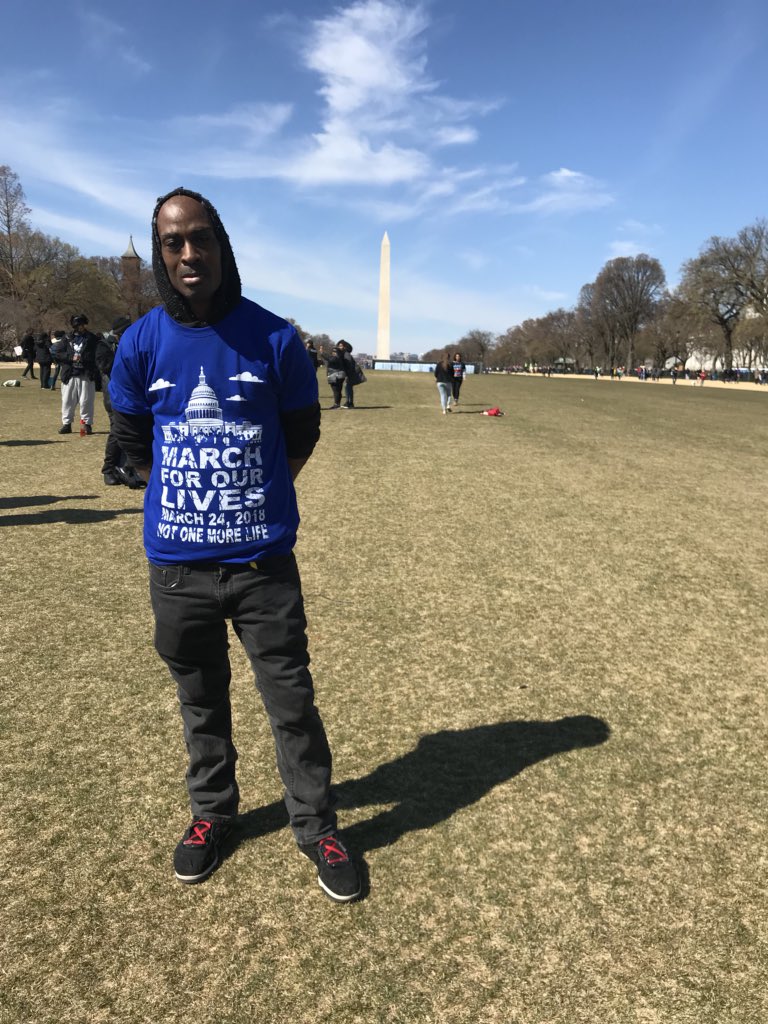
[183,819,213,846]
[317,836,349,865]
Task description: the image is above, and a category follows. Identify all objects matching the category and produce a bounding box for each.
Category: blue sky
[3,0,768,354]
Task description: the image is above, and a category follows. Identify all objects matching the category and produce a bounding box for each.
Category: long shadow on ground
[0,507,143,526]
[235,715,610,855]
[0,439,58,447]
[0,494,97,510]
[322,404,392,411]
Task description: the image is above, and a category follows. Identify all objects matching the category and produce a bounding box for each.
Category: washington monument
[376,231,390,360]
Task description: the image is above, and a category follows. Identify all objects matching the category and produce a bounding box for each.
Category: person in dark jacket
[20,331,36,379]
[48,331,66,390]
[96,316,144,487]
[324,339,357,409]
[434,352,453,414]
[34,331,52,389]
[305,340,320,370]
[57,314,99,435]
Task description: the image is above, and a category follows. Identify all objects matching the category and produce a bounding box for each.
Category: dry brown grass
[1,368,767,1023]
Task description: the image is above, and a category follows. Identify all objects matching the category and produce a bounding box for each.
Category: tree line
[0,164,343,356]
[423,229,768,373]
[0,165,158,348]
[3,162,767,371]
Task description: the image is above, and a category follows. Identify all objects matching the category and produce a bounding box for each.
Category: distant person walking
[20,330,36,379]
[435,352,453,414]
[34,331,52,389]
[451,351,466,406]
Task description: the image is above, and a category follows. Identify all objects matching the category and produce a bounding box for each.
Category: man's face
[156,196,222,319]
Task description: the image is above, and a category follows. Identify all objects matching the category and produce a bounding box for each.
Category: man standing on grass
[58,314,99,436]
[109,187,360,903]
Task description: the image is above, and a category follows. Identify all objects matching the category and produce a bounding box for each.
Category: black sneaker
[173,817,230,884]
[116,466,146,489]
[103,468,122,486]
[300,834,361,903]
[58,423,72,434]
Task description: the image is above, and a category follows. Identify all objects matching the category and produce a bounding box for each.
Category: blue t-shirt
[109,299,318,565]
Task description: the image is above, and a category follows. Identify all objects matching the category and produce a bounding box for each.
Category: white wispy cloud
[434,126,478,146]
[618,219,662,235]
[227,395,247,401]
[30,206,130,252]
[1,0,613,239]
[608,240,644,258]
[305,0,432,117]
[445,178,527,215]
[458,249,490,271]
[649,17,758,166]
[78,10,150,75]
[172,1,502,196]
[170,104,294,146]
[149,379,175,392]
[515,168,614,215]
[0,108,155,220]
[525,285,569,303]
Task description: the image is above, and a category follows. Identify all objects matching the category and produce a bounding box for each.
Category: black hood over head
[151,187,241,325]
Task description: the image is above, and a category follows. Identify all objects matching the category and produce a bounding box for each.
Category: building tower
[376,231,391,361]
[121,236,141,322]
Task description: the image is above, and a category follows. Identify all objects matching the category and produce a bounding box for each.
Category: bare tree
[733,312,768,369]
[709,221,768,317]
[592,255,666,370]
[0,165,32,304]
[138,265,161,316]
[679,243,751,372]
[454,329,494,365]
[575,283,614,369]
[493,323,532,367]
[286,318,309,342]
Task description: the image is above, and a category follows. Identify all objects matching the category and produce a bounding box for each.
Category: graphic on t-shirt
[158,367,262,443]
[155,367,267,548]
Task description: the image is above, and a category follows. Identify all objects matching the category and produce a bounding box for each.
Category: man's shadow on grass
[0,439,58,447]
[324,404,392,411]
[0,507,143,526]
[235,714,609,857]
[0,494,96,510]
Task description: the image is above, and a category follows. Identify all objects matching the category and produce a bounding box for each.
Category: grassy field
[2,368,767,1024]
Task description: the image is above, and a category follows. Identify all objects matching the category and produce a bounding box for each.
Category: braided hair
[151,187,242,325]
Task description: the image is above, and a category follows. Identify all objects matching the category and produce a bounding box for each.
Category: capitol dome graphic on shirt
[161,366,262,443]
[186,366,223,427]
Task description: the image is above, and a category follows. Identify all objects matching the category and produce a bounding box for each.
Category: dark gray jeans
[148,554,337,845]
